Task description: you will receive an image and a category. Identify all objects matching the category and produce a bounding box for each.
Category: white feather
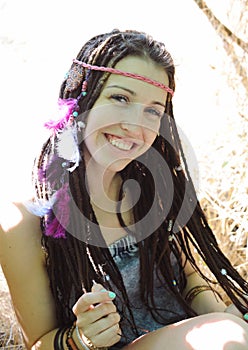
[56,124,81,171]
[24,196,56,216]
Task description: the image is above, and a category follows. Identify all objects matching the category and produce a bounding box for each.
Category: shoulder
[0,198,42,238]
[0,200,58,346]
[0,199,43,269]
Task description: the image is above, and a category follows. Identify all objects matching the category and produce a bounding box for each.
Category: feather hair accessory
[56,123,81,172]
[44,98,78,132]
[24,195,57,217]
[33,70,90,238]
[45,183,71,239]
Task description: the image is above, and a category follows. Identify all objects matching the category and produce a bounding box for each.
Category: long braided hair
[33,29,248,333]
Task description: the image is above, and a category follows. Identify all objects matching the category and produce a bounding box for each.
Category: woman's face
[83,55,169,172]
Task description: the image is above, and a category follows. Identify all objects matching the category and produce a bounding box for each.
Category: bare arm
[0,201,121,350]
[0,201,58,349]
[183,264,227,314]
[182,250,245,318]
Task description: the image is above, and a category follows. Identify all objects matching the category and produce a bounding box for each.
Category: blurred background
[0,0,247,348]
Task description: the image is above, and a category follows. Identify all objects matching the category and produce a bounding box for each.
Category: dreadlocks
[32,29,248,336]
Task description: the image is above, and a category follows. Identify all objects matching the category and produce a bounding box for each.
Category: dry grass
[0,268,25,349]
[198,117,248,303]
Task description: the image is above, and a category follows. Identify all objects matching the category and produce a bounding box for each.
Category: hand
[72,283,121,348]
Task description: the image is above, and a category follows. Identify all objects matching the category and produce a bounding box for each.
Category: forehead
[103,56,169,99]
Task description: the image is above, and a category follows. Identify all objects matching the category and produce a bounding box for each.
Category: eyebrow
[106,85,166,108]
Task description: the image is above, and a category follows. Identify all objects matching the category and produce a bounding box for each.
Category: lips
[105,134,134,151]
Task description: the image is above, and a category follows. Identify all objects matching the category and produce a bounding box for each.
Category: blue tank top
[108,235,189,348]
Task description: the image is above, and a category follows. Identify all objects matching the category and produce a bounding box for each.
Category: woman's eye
[145,107,163,119]
[110,94,129,103]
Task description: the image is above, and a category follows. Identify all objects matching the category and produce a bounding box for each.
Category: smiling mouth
[105,134,134,151]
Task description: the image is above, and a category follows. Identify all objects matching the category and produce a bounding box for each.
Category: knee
[212,311,248,328]
[185,312,248,349]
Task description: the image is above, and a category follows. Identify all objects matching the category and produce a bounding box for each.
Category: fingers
[82,322,122,348]
[91,282,106,292]
[92,323,122,348]
[77,301,118,325]
[72,287,116,314]
[72,282,121,348]
[77,306,121,337]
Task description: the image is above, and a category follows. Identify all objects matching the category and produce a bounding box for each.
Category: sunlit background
[0,0,239,200]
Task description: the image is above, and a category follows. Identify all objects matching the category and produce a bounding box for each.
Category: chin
[107,158,133,172]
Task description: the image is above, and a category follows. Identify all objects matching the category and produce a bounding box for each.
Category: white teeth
[107,136,133,151]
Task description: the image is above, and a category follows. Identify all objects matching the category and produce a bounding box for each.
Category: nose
[120,121,143,139]
[120,104,143,139]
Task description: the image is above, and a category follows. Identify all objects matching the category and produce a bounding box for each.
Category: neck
[83,148,133,245]
[84,150,122,212]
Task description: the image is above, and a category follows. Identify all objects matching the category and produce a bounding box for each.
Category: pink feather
[45,183,70,239]
[44,98,78,132]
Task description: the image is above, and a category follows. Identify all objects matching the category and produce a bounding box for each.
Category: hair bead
[221,268,227,276]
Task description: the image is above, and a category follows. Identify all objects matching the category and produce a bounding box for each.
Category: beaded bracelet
[185,285,223,305]
[66,324,79,350]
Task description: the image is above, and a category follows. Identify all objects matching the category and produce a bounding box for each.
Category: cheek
[83,110,108,147]
[83,128,102,157]
[84,111,102,137]
[142,116,161,133]
[85,104,120,131]
[143,125,159,147]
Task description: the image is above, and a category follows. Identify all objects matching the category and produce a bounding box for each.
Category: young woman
[1,29,248,350]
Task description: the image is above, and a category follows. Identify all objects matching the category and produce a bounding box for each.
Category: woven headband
[73,59,174,96]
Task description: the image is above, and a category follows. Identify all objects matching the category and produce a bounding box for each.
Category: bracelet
[75,326,90,350]
[54,327,67,350]
[185,285,223,305]
[75,325,108,350]
[84,338,108,350]
[66,324,79,350]
[84,337,108,350]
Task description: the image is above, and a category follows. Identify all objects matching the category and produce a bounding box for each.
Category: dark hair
[33,29,248,334]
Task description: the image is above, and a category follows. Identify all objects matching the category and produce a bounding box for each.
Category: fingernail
[100,288,107,292]
[108,291,116,299]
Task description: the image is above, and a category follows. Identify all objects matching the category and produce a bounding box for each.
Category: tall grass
[0,268,25,349]
[198,117,248,303]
